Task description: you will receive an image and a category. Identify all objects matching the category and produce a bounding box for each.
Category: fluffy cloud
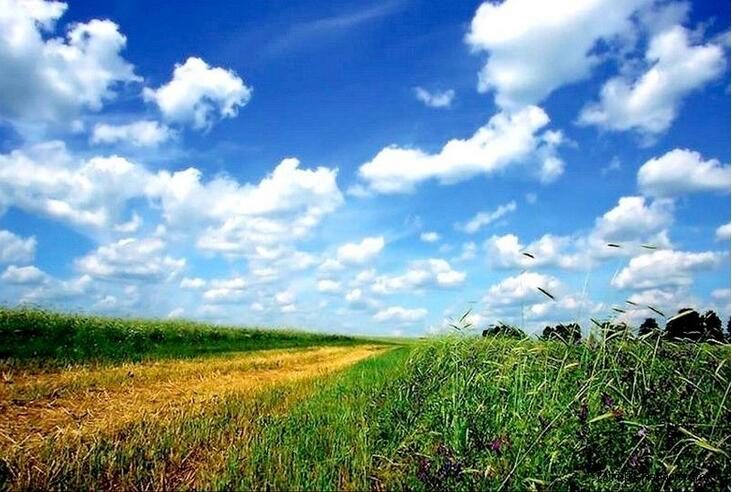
[1,264,48,285]
[617,287,693,325]
[317,279,341,294]
[483,194,677,271]
[91,120,174,147]
[344,287,379,310]
[466,0,649,109]
[153,158,343,256]
[612,249,724,289]
[456,201,516,234]
[275,290,295,305]
[590,196,673,246]
[143,57,252,130]
[0,230,36,263]
[483,271,562,307]
[371,259,465,294]
[180,277,206,289]
[414,87,455,108]
[526,294,601,321]
[336,236,385,265]
[579,26,726,135]
[5,139,343,266]
[637,149,730,197]
[203,276,247,303]
[357,106,563,193]
[716,223,731,242]
[557,196,676,265]
[74,237,185,282]
[484,233,581,269]
[0,142,151,229]
[275,289,296,313]
[373,306,428,323]
[0,142,343,254]
[14,272,93,304]
[0,0,139,122]
[420,232,440,243]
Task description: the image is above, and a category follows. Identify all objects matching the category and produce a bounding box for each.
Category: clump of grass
[0,307,374,366]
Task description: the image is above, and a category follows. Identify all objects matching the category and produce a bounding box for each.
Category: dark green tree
[541,323,582,344]
[638,318,660,337]
[665,308,702,341]
[701,310,724,342]
[482,324,526,339]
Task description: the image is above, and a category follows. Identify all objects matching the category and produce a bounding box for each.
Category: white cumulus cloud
[373,306,428,323]
[0,0,139,122]
[638,149,730,197]
[91,120,174,147]
[420,231,441,243]
[74,237,185,282]
[336,236,385,265]
[484,233,582,269]
[466,0,650,109]
[1,264,49,285]
[371,258,465,294]
[0,230,36,263]
[180,277,206,289]
[357,106,563,193]
[591,196,673,245]
[203,276,247,303]
[317,279,341,294]
[579,25,726,135]
[716,223,731,242]
[0,141,152,229]
[153,158,343,257]
[143,57,252,130]
[612,249,724,290]
[483,271,562,307]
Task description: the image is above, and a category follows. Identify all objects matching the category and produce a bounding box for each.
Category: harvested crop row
[0,345,385,452]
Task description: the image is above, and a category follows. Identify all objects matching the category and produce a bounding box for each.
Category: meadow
[0,308,729,491]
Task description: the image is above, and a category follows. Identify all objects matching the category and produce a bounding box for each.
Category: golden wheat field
[0,344,389,489]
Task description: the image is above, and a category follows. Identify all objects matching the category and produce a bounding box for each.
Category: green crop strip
[0,307,383,366]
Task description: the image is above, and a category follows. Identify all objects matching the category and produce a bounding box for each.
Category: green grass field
[0,307,372,365]
[0,309,729,491]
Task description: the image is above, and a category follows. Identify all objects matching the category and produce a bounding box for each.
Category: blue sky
[0,0,729,336]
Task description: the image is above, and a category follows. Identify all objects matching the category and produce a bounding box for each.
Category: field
[0,309,729,491]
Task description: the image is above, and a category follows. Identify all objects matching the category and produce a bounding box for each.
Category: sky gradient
[0,0,729,336]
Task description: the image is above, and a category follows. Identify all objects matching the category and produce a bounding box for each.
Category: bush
[665,308,725,342]
[638,318,660,337]
[481,324,526,339]
[540,323,582,343]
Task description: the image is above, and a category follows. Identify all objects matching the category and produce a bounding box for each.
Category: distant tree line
[481,308,729,343]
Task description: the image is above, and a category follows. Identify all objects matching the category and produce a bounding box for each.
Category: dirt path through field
[0,345,385,451]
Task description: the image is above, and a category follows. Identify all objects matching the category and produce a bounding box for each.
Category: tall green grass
[0,307,370,365]
[229,336,729,490]
[217,347,412,491]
